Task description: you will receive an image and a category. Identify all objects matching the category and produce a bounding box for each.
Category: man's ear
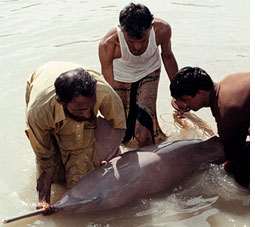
[197,90,202,95]
[198,90,209,100]
[197,90,206,96]
[55,95,64,105]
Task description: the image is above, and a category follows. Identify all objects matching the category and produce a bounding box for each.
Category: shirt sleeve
[26,114,56,178]
[97,83,126,130]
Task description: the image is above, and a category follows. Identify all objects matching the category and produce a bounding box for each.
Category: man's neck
[202,90,212,107]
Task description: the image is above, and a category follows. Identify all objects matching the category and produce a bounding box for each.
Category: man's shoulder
[153,18,171,32]
[96,78,113,94]
[218,72,250,112]
[94,75,120,100]
[87,68,105,82]
[99,26,120,60]
[220,72,250,91]
[223,72,250,80]
[32,61,84,82]
[26,93,58,125]
[99,26,119,47]
[152,18,172,43]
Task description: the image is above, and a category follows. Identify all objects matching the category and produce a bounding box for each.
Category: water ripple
[10,3,42,12]
[171,2,222,8]
[0,32,20,38]
[54,39,101,47]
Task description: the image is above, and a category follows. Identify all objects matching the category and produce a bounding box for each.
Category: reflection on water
[0,0,250,226]
[171,2,222,8]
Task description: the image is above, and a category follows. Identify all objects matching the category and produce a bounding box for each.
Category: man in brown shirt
[25,61,126,208]
[170,67,250,187]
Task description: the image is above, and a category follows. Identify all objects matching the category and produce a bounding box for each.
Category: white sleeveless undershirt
[113,26,161,83]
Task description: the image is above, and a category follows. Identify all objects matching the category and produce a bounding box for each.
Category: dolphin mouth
[54,195,102,210]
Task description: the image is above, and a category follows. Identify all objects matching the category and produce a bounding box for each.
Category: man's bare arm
[157,21,178,81]
[36,171,53,209]
[98,28,118,87]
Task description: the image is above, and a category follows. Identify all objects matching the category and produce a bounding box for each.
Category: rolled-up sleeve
[26,114,56,178]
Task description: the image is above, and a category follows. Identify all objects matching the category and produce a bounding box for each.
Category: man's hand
[36,171,53,210]
[100,160,108,166]
[223,160,234,174]
[171,98,190,116]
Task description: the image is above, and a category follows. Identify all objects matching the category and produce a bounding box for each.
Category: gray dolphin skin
[2,136,225,224]
[54,136,225,213]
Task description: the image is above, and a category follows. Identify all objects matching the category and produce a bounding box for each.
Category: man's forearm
[35,156,55,207]
[36,171,53,206]
[162,53,178,81]
[36,155,55,179]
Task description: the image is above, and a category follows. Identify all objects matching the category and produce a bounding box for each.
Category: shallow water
[0,0,250,226]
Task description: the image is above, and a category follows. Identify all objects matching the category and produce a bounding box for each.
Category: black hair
[54,68,97,104]
[170,66,213,98]
[119,2,153,40]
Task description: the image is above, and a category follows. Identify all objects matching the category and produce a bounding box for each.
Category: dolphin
[3,136,225,223]
[54,136,225,213]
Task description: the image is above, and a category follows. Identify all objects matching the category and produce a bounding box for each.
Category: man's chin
[66,112,91,122]
[64,107,93,122]
[73,117,88,122]
[71,116,91,122]
[191,107,200,112]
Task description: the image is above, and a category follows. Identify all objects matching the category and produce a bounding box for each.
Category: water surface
[0,0,250,226]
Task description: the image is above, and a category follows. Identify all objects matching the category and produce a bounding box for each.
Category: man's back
[211,72,250,160]
[218,72,250,114]
[26,61,83,111]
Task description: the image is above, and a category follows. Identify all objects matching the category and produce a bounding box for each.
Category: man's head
[54,68,97,122]
[170,67,213,111]
[119,3,153,40]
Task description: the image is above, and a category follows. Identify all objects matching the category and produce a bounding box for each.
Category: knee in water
[135,131,153,147]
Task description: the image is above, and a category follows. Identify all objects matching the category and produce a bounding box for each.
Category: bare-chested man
[99,3,178,147]
[170,67,250,187]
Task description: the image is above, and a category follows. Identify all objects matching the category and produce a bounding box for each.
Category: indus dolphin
[55,136,225,213]
[3,136,225,223]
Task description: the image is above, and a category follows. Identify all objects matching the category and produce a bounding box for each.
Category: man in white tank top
[99,3,178,147]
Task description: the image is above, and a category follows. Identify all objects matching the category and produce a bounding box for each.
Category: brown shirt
[210,72,250,160]
[25,61,126,187]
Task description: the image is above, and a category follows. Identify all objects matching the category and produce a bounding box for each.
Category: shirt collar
[54,99,66,123]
